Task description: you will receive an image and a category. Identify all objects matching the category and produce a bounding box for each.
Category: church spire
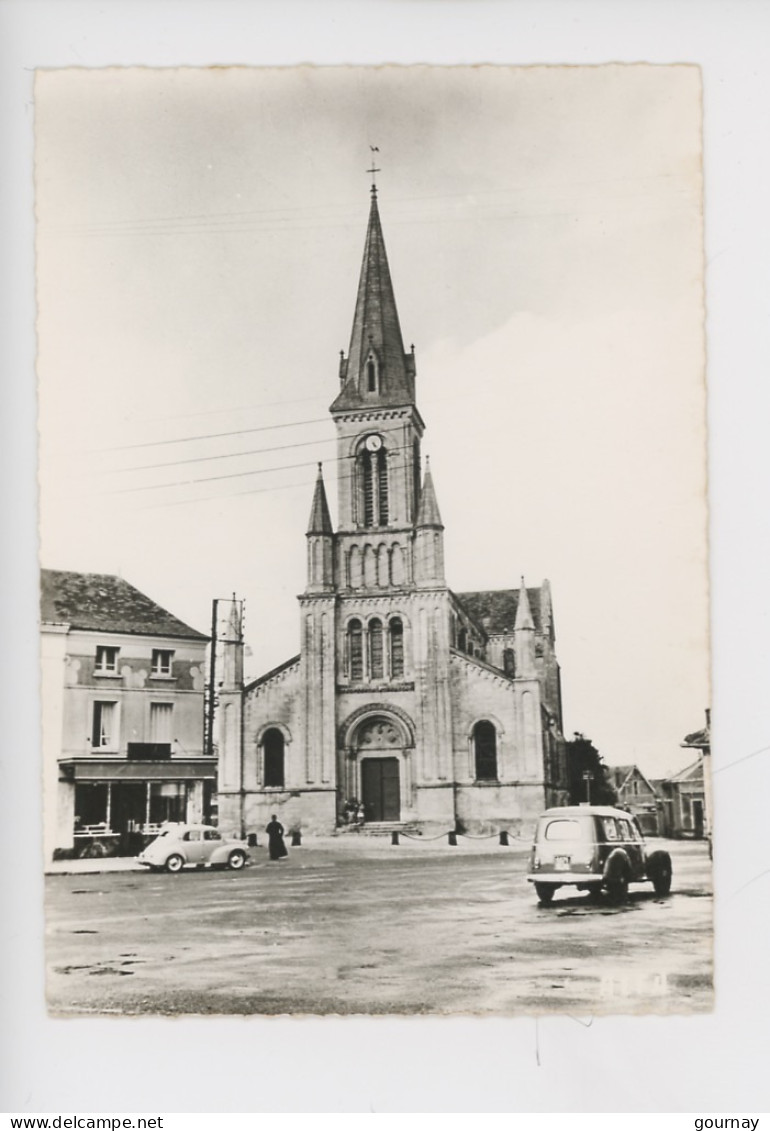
[306,463,333,535]
[416,458,443,528]
[331,188,416,412]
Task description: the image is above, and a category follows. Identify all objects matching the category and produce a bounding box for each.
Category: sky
[35,64,708,779]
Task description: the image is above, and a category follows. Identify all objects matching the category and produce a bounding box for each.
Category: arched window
[367,359,376,392]
[263,728,285,788]
[369,619,384,679]
[377,544,389,588]
[503,648,515,678]
[474,720,498,781]
[390,543,405,586]
[348,545,362,589]
[363,544,377,588]
[363,450,375,526]
[348,619,364,682]
[389,618,404,678]
[377,449,388,524]
[458,627,467,653]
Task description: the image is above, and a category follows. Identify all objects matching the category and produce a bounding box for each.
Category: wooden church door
[361,757,401,822]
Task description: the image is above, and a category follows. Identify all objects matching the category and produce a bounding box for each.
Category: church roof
[416,460,443,527]
[40,569,208,641]
[455,587,546,635]
[306,464,333,535]
[331,189,415,413]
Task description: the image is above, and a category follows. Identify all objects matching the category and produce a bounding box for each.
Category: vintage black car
[527,805,673,905]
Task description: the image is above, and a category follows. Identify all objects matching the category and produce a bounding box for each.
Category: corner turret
[413,459,446,588]
[306,464,335,592]
[514,577,536,677]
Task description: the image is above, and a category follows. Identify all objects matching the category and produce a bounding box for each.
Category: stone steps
[335,821,422,838]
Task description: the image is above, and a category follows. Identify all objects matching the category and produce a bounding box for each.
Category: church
[217,184,569,837]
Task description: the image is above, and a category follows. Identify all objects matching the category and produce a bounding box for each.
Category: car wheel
[165,854,184,873]
[647,851,673,896]
[534,883,556,905]
[227,850,246,871]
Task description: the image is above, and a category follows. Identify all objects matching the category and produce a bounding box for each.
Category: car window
[203,829,222,841]
[620,818,641,842]
[601,817,620,841]
[543,819,582,841]
[183,829,202,842]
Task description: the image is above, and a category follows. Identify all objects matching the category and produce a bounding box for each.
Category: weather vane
[367,145,380,192]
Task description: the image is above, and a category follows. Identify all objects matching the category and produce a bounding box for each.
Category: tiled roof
[454,587,544,635]
[668,758,704,784]
[607,764,659,794]
[40,570,208,640]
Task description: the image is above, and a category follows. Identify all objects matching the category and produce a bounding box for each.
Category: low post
[448,831,458,846]
[291,831,302,847]
[499,831,509,846]
[247,833,258,848]
[391,831,400,845]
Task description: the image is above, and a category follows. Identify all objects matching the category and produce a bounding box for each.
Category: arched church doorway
[354,715,405,822]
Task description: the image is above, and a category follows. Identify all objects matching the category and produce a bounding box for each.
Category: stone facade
[218,187,569,838]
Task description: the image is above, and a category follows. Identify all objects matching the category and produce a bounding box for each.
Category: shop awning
[59,758,217,783]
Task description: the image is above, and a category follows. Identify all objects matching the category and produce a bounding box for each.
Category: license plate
[554,855,571,870]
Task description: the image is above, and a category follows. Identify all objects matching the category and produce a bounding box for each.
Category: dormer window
[95,645,119,674]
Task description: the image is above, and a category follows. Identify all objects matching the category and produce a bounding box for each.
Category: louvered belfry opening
[360,446,389,527]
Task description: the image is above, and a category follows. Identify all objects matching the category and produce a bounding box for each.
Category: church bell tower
[331,184,426,551]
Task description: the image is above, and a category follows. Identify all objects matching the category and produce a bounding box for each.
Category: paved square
[46,838,712,1016]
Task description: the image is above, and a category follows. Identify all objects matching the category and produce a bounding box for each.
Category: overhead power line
[132,458,414,513]
[106,420,409,475]
[105,433,336,475]
[104,415,331,453]
[106,439,415,495]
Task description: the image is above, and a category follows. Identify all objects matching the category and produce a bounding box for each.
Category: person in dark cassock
[265,814,288,861]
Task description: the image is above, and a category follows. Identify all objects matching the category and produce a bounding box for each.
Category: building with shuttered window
[40,569,212,860]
